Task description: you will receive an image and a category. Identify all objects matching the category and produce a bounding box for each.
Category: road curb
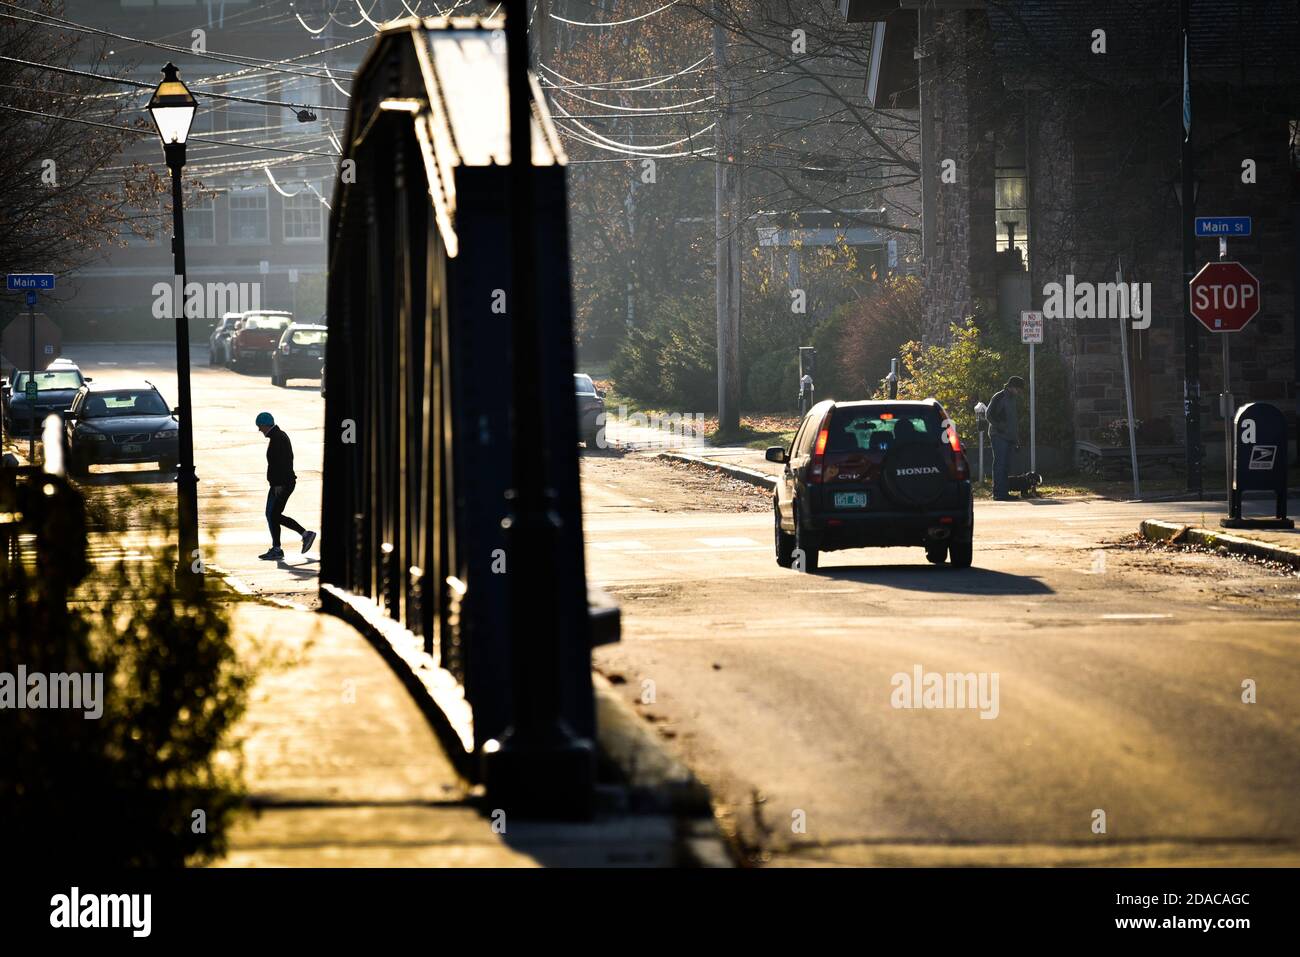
[657,450,776,491]
[1139,519,1300,570]
[592,673,733,867]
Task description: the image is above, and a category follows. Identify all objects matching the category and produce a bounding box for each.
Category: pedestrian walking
[256,411,316,560]
[986,376,1024,501]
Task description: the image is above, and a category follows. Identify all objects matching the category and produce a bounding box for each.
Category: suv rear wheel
[925,542,947,564]
[774,502,795,568]
[949,539,973,568]
[794,509,819,573]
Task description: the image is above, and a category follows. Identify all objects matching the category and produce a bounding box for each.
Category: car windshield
[14,370,83,392]
[243,315,290,330]
[291,330,326,346]
[827,409,940,453]
[83,390,169,418]
[574,375,597,396]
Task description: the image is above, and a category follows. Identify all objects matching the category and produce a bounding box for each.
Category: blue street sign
[6,273,56,291]
[1195,216,1251,238]
[25,291,37,307]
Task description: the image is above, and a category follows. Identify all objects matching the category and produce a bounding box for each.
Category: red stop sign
[1189,261,1260,332]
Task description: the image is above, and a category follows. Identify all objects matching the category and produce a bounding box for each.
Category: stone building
[843,0,1300,468]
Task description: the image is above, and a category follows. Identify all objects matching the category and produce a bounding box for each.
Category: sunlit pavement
[64,341,1300,867]
[581,453,1300,866]
[68,341,322,606]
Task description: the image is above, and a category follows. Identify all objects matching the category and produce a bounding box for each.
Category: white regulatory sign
[1020,310,1044,345]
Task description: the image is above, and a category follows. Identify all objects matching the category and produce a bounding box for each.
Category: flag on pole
[1182,34,1191,139]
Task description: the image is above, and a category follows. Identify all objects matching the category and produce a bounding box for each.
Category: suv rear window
[827,408,943,453]
[290,329,326,346]
[243,315,290,330]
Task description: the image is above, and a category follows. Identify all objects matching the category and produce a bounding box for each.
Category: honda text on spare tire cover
[767,399,974,573]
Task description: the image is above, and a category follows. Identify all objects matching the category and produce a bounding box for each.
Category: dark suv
[270,323,326,386]
[768,399,973,571]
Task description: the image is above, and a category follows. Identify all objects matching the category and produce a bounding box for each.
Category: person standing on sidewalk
[256,411,316,560]
[986,376,1024,501]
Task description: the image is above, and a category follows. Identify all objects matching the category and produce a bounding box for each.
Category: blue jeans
[266,483,305,547]
[992,437,1014,498]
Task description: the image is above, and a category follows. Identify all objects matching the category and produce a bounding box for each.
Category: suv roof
[829,399,942,411]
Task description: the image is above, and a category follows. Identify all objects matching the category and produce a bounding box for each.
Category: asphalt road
[583,454,1300,866]
[65,341,322,604]
[61,342,1300,867]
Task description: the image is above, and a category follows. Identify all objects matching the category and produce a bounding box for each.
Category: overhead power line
[549,0,683,28]
[0,1,352,83]
[0,101,339,157]
[0,53,348,114]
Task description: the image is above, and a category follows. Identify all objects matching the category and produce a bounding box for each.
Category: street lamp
[147,62,202,586]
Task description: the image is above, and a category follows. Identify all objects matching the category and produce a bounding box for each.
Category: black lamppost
[147,63,202,585]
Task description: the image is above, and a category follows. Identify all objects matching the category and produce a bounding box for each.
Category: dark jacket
[987,388,1019,443]
[266,426,296,486]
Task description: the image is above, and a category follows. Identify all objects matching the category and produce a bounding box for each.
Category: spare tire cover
[882,442,948,506]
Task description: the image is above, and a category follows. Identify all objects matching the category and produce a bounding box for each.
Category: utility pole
[1179,0,1203,497]
[713,3,740,435]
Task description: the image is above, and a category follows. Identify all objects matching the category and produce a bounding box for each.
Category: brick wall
[923,21,1297,448]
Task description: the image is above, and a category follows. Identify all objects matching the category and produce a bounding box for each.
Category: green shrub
[744,348,799,411]
[610,295,716,411]
[888,316,1072,449]
[0,492,249,866]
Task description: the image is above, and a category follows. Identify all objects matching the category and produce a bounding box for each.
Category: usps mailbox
[1222,402,1293,529]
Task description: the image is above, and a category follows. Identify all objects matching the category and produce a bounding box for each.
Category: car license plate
[834,491,867,509]
[123,444,142,453]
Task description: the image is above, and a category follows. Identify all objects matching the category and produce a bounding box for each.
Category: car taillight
[942,422,969,480]
[952,451,970,481]
[808,424,830,483]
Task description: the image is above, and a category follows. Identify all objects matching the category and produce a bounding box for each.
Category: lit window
[995,166,1029,268]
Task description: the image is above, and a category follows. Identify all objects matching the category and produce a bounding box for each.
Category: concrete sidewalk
[216,601,537,866]
[213,599,720,866]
